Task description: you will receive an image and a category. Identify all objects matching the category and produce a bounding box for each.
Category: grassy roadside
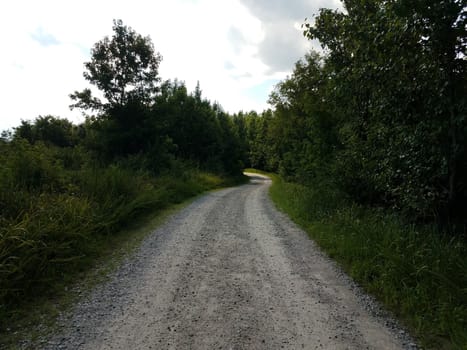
[0,166,247,350]
[246,169,467,350]
[1,199,192,350]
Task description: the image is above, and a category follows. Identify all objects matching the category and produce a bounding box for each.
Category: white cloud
[0,0,341,130]
[239,0,342,72]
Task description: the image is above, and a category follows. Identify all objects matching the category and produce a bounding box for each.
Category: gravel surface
[37,174,417,350]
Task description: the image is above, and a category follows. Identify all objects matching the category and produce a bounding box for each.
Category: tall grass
[0,140,231,323]
[268,175,467,349]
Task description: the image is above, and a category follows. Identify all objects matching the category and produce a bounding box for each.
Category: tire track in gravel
[40,174,416,350]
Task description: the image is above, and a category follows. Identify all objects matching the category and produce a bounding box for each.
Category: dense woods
[243,0,466,229]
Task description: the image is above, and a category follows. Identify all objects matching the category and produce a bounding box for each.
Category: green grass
[259,171,467,350]
[0,193,212,350]
[0,173,241,349]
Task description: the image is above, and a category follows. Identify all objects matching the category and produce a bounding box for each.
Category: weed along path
[42,173,415,350]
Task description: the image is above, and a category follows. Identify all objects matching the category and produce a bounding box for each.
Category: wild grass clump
[269,175,467,349]
[0,140,230,322]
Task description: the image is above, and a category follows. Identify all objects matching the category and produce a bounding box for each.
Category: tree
[14,116,77,147]
[298,0,467,220]
[70,19,162,113]
[69,20,164,160]
[268,53,338,182]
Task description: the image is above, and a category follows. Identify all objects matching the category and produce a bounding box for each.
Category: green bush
[0,138,229,317]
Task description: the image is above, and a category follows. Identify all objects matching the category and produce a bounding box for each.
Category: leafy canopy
[70,19,162,113]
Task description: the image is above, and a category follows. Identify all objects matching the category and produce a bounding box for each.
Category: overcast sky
[0,0,341,130]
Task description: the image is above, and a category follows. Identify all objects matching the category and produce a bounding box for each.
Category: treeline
[0,20,246,317]
[242,0,466,229]
[13,81,244,175]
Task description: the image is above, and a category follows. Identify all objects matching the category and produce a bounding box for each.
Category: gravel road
[41,173,416,350]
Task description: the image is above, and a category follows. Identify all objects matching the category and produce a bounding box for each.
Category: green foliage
[68,20,167,162]
[70,19,162,112]
[0,135,231,318]
[14,116,80,148]
[236,110,276,171]
[153,79,245,175]
[269,176,467,349]
[66,20,246,174]
[248,1,467,225]
[304,0,466,222]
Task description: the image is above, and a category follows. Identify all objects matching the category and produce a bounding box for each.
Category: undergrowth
[260,171,467,350]
[0,139,242,339]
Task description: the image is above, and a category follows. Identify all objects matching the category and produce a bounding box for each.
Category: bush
[0,139,228,315]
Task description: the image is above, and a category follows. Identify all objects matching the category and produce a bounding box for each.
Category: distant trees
[245,1,467,227]
[153,80,244,173]
[60,19,245,174]
[14,116,80,148]
[3,19,248,180]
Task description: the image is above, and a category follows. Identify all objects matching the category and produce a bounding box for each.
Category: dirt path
[42,174,415,349]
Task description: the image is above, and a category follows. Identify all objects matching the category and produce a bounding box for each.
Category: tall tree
[301,0,467,219]
[69,20,164,160]
[70,19,162,113]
